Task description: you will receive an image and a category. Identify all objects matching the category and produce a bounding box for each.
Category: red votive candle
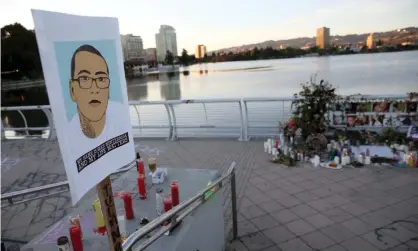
[137,160,145,175]
[138,175,147,200]
[171,181,180,207]
[122,193,134,220]
[164,197,173,212]
[136,153,145,175]
[69,225,83,251]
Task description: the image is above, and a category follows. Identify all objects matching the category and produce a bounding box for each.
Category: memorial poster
[333,100,417,127]
[32,10,134,204]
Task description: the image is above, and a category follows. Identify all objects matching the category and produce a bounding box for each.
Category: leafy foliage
[377,128,408,145]
[292,77,337,139]
[1,23,43,80]
[179,49,189,66]
[164,50,174,65]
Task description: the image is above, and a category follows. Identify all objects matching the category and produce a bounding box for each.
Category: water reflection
[160,73,181,100]
[125,73,182,101]
[126,77,148,100]
[317,56,330,73]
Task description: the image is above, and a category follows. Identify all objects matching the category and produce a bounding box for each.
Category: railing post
[238,100,245,141]
[16,110,29,136]
[242,100,249,141]
[42,108,56,140]
[168,104,177,140]
[133,105,141,135]
[164,104,173,140]
[202,102,209,125]
[1,119,5,140]
[230,169,238,240]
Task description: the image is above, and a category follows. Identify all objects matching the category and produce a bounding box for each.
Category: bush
[292,77,337,139]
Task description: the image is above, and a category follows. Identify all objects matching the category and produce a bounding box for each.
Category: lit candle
[122,193,134,220]
[69,225,83,251]
[313,155,320,167]
[164,197,173,212]
[357,154,364,164]
[408,153,415,168]
[334,156,340,165]
[365,155,371,165]
[136,152,145,176]
[138,174,147,200]
[171,181,180,207]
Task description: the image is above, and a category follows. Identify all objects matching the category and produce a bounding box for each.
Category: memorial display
[267,80,418,169]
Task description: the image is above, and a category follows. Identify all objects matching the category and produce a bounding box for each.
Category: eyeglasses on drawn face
[72,76,110,89]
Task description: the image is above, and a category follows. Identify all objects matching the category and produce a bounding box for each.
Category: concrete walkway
[2,139,418,250]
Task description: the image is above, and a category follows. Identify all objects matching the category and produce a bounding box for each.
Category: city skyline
[1,0,418,53]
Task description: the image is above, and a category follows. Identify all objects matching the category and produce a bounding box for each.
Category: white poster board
[32,10,135,204]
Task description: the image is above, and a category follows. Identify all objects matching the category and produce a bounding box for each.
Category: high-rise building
[155,25,178,62]
[195,45,207,59]
[145,48,157,62]
[316,27,330,49]
[121,34,144,61]
[120,35,128,61]
[367,33,376,49]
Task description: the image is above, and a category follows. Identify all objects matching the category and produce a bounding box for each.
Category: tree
[292,77,337,139]
[360,45,368,53]
[1,23,43,80]
[202,53,208,62]
[165,50,174,65]
[376,39,383,46]
[309,46,319,53]
[179,49,189,66]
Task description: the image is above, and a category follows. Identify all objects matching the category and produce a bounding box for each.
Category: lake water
[2,51,418,137]
[128,51,418,102]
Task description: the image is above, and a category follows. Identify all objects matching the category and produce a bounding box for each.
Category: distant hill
[210,27,418,53]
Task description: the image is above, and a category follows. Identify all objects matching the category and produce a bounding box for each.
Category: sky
[1,0,418,53]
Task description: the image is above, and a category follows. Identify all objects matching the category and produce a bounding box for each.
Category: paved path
[2,139,418,251]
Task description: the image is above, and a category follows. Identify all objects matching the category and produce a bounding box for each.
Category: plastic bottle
[156,188,164,216]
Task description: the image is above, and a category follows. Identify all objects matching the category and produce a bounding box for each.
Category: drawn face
[334,116,342,125]
[347,116,355,126]
[70,51,109,122]
[374,102,388,113]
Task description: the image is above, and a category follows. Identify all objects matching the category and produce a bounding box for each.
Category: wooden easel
[97,176,123,251]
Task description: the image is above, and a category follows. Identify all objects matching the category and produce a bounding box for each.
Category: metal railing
[122,161,237,251]
[1,95,414,141]
[1,161,135,207]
